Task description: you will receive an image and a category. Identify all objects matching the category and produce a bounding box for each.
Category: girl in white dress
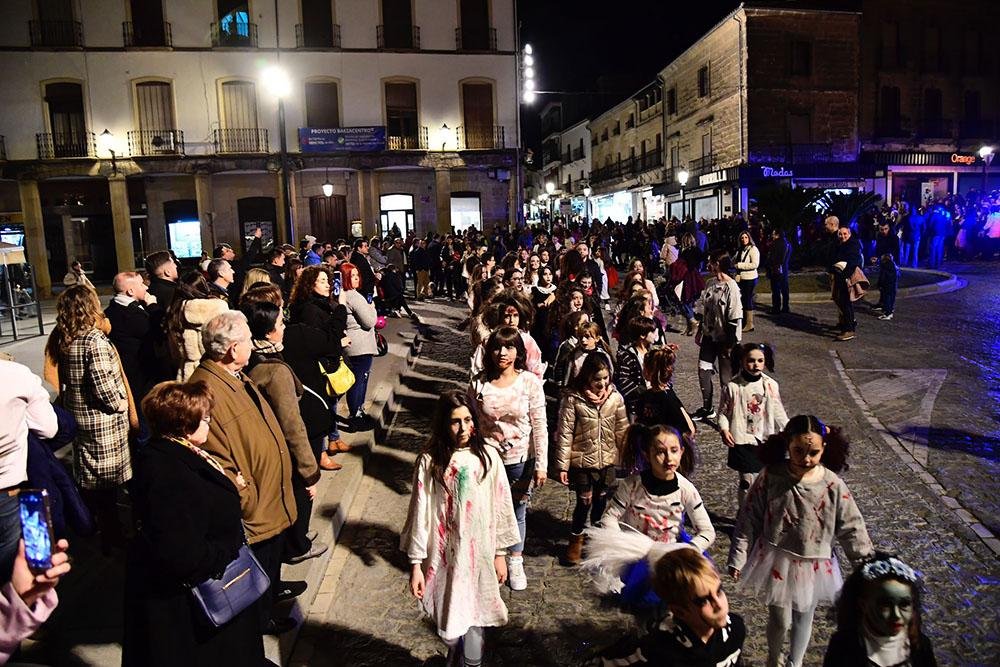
[401,390,521,667]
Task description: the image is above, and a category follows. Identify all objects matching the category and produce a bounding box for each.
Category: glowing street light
[677,169,690,221]
[322,168,334,197]
[980,145,994,191]
[545,181,555,194]
[521,44,536,105]
[261,65,291,98]
[98,129,118,175]
[582,185,592,221]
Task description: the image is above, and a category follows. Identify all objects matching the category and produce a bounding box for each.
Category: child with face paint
[728,415,874,667]
[718,343,788,510]
[586,542,746,665]
[824,553,937,667]
[554,353,629,566]
[604,424,715,550]
[400,391,521,667]
[565,321,614,388]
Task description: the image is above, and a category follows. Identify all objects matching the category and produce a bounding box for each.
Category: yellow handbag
[320,357,355,397]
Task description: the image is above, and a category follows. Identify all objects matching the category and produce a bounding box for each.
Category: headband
[861,557,918,584]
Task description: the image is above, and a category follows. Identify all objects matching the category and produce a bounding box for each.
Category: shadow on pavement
[893,425,1000,461]
[524,508,571,561]
[339,520,409,573]
[296,621,424,666]
[366,449,416,495]
[762,309,839,337]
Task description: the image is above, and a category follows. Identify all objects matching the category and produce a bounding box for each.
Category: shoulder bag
[189,535,270,627]
[320,356,355,396]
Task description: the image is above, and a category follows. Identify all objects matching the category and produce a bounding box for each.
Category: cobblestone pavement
[296,275,999,666]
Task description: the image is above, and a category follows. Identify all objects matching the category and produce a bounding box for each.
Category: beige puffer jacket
[554,389,629,471]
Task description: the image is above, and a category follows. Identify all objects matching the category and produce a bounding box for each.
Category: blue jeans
[928,236,945,269]
[344,354,374,418]
[504,460,535,553]
[902,237,921,268]
[770,272,789,312]
[0,494,20,583]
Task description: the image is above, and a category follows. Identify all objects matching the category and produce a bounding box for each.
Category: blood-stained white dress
[400,447,521,640]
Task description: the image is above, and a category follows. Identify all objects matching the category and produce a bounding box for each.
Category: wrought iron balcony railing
[128,129,185,156]
[123,21,172,47]
[213,128,268,153]
[455,27,497,51]
[295,23,341,48]
[377,24,420,49]
[456,125,505,150]
[36,131,96,159]
[690,154,715,174]
[386,127,428,150]
[29,20,83,47]
[211,20,258,47]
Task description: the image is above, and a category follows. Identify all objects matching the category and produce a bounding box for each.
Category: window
[127,0,166,46]
[667,87,677,115]
[218,0,250,37]
[879,85,901,134]
[32,0,79,46]
[458,0,492,51]
[385,80,419,147]
[380,193,415,236]
[701,132,712,158]
[880,21,899,68]
[613,120,621,135]
[461,82,495,148]
[134,81,179,154]
[564,146,570,163]
[922,89,943,136]
[670,144,679,168]
[923,27,941,71]
[43,81,87,157]
[964,31,982,74]
[655,133,662,156]
[601,128,608,141]
[964,90,981,121]
[305,81,341,128]
[451,193,482,232]
[626,113,634,128]
[640,140,646,156]
[300,0,337,47]
[791,41,811,76]
[381,0,415,49]
[698,65,710,97]
[221,80,258,128]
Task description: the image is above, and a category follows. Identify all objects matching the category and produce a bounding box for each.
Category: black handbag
[189,541,270,627]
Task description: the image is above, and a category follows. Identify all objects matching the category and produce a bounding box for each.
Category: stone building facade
[0,0,519,295]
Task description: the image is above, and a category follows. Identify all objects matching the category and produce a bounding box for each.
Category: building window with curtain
[385,81,420,149]
[305,81,341,128]
[131,81,182,155]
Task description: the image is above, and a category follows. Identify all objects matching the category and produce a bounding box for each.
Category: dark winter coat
[823,629,937,667]
[25,405,94,537]
[350,250,376,299]
[281,322,335,439]
[105,299,154,398]
[289,295,348,362]
[123,436,265,667]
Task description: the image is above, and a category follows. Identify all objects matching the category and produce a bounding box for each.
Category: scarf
[583,385,612,405]
[251,338,284,355]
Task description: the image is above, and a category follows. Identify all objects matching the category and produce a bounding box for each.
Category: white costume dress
[400,447,521,640]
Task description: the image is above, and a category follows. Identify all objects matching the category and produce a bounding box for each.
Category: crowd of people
[396,216,940,667]
[1,200,965,664]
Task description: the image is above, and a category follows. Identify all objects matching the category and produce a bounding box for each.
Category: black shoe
[690,407,716,422]
[262,617,297,635]
[349,414,378,431]
[275,580,308,602]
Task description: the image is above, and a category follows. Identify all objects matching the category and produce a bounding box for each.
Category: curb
[267,328,424,666]
[830,350,1000,558]
[782,268,964,304]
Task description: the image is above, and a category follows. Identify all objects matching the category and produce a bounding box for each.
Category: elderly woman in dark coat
[123,381,266,666]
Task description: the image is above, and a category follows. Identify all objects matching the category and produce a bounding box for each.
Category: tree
[752,185,824,238]
[817,190,883,228]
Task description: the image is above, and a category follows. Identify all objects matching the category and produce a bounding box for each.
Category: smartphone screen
[332,270,342,297]
[19,489,53,574]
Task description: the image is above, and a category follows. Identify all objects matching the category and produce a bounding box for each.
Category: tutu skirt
[739,541,842,611]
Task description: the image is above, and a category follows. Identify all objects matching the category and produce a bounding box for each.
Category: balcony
[295,23,341,48]
[36,132,96,159]
[455,27,497,51]
[123,21,172,47]
[571,146,584,161]
[959,119,996,139]
[750,143,834,164]
[637,152,663,172]
[591,156,637,185]
[211,21,258,47]
[387,127,428,150]
[377,25,420,50]
[213,128,268,154]
[638,105,662,124]
[690,154,715,174]
[128,129,185,156]
[917,118,953,139]
[457,125,505,150]
[29,20,83,47]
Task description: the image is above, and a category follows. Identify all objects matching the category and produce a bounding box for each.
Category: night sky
[517,0,862,151]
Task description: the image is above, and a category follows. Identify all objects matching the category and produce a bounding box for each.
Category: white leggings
[766,604,816,667]
[444,626,484,667]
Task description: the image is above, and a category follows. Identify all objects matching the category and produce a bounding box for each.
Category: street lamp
[98,129,118,175]
[438,123,451,151]
[522,44,537,104]
[677,169,690,222]
[262,65,294,244]
[322,167,334,198]
[980,145,995,192]
[583,185,592,222]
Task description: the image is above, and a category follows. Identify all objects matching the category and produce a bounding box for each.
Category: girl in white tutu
[727,415,874,667]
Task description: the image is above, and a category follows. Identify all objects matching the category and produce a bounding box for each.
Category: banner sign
[299,127,386,152]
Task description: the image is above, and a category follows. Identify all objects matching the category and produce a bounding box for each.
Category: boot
[565,533,584,566]
[685,318,697,336]
[319,452,342,471]
[742,310,755,333]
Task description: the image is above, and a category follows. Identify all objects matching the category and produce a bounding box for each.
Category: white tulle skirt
[739,541,843,611]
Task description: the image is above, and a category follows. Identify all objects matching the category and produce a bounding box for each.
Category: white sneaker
[507,556,527,591]
[878,313,893,320]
